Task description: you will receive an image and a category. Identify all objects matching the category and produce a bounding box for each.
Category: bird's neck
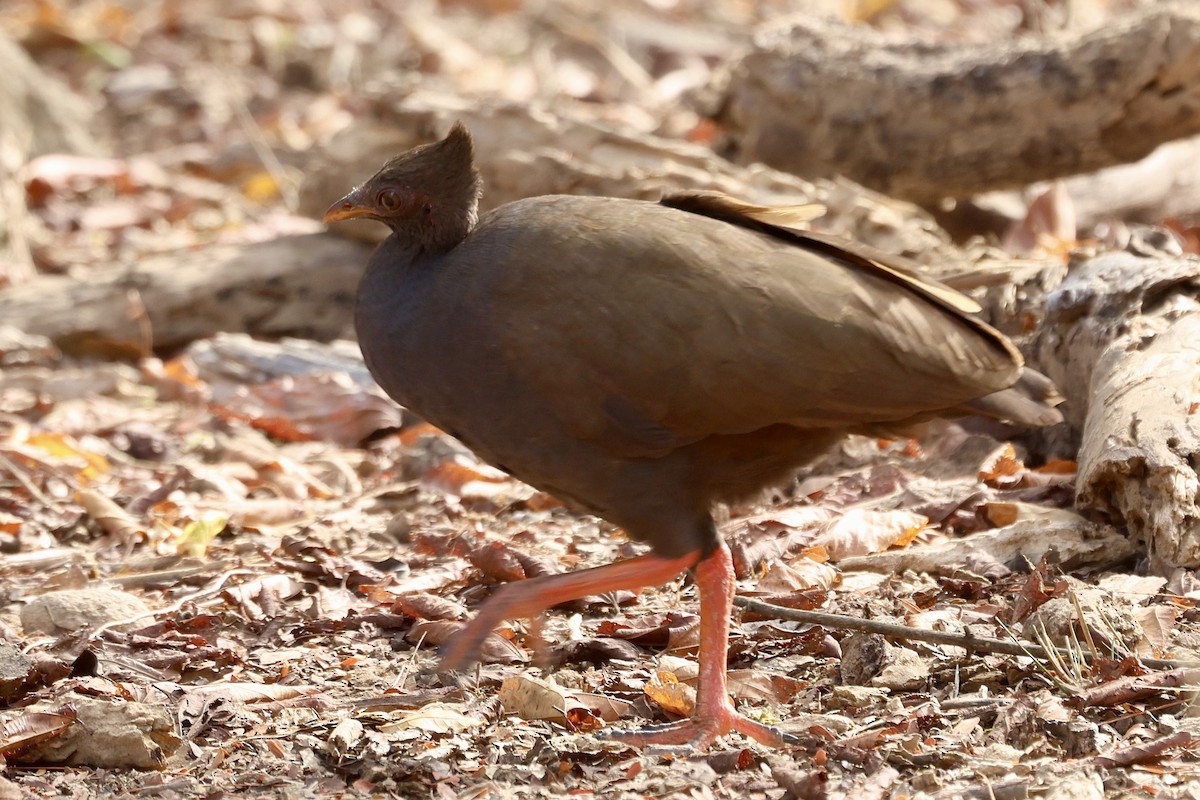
[355,237,433,380]
[391,200,477,258]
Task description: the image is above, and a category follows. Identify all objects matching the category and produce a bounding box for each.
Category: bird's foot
[438,614,507,674]
[606,702,798,752]
[437,552,699,673]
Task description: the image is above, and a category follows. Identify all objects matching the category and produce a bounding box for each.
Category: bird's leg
[608,543,796,751]
[438,551,700,672]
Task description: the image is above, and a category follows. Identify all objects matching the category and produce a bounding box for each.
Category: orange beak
[323,188,370,224]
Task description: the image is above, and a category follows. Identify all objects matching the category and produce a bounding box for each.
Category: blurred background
[0,0,1171,289]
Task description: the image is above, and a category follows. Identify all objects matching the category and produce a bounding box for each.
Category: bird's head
[323,121,482,252]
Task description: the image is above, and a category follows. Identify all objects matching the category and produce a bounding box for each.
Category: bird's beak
[323,188,370,223]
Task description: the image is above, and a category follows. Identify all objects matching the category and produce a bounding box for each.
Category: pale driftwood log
[1035,248,1200,570]
[300,95,961,266]
[944,135,1200,242]
[0,233,370,355]
[1032,135,1200,230]
[186,333,377,393]
[710,3,1200,204]
[836,516,1134,576]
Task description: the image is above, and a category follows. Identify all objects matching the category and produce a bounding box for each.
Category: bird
[323,122,1063,751]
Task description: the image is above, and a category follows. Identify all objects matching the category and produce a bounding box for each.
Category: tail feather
[959,368,1064,427]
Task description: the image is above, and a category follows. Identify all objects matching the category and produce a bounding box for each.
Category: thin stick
[733,596,1199,671]
[0,451,62,511]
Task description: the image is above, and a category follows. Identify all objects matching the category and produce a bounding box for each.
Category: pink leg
[608,544,796,750]
[438,551,700,672]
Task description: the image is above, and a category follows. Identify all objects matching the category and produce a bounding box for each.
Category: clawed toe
[604,704,794,752]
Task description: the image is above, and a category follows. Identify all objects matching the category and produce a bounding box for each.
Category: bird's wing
[486,196,1022,458]
[660,191,986,316]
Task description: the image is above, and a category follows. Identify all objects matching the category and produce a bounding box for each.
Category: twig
[0,132,35,285]
[0,451,63,512]
[223,67,299,211]
[733,596,1200,671]
[108,562,231,589]
[87,567,259,641]
[1093,731,1195,769]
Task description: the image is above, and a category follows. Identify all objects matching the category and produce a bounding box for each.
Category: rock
[0,777,29,800]
[20,588,151,635]
[8,696,179,770]
[0,641,32,702]
[840,633,930,690]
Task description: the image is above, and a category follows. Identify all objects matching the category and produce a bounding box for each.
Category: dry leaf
[390,592,469,621]
[215,372,402,447]
[176,511,228,557]
[984,501,1020,527]
[979,443,1024,488]
[75,489,147,542]
[645,670,695,717]
[423,461,513,499]
[406,619,529,664]
[0,511,21,535]
[814,508,927,560]
[0,706,78,757]
[467,540,527,582]
[725,670,805,705]
[1134,605,1179,657]
[498,674,631,727]
[328,717,364,754]
[26,433,110,482]
[757,559,839,593]
[383,702,481,734]
[1003,181,1077,257]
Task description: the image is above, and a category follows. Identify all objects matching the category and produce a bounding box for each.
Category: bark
[1035,247,1200,570]
[710,3,1200,203]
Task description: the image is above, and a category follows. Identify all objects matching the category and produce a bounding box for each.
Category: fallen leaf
[383,702,481,734]
[406,619,529,664]
[75,489,147,543]
[815,508,927,560]
[26,433,110,482]
[1134,605,1179,657]
[757,559,838,593]
[726,670,806,705]
[645,670,695,717]
[176,511,228,557]
[0,706,78,758]
[390,591,469,621]
[498,674,631,726]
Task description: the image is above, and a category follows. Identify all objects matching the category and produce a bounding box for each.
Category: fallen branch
[712,3,1200,202]
[733,596,1197,671]
[0,233,370,355]
[1035,249,1200,570]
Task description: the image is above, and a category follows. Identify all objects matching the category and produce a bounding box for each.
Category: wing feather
[482,195,1022,458]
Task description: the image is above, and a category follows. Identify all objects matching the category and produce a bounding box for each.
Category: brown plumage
[325,122,1063,750]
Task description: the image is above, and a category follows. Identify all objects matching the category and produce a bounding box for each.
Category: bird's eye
[377,190,401,211]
